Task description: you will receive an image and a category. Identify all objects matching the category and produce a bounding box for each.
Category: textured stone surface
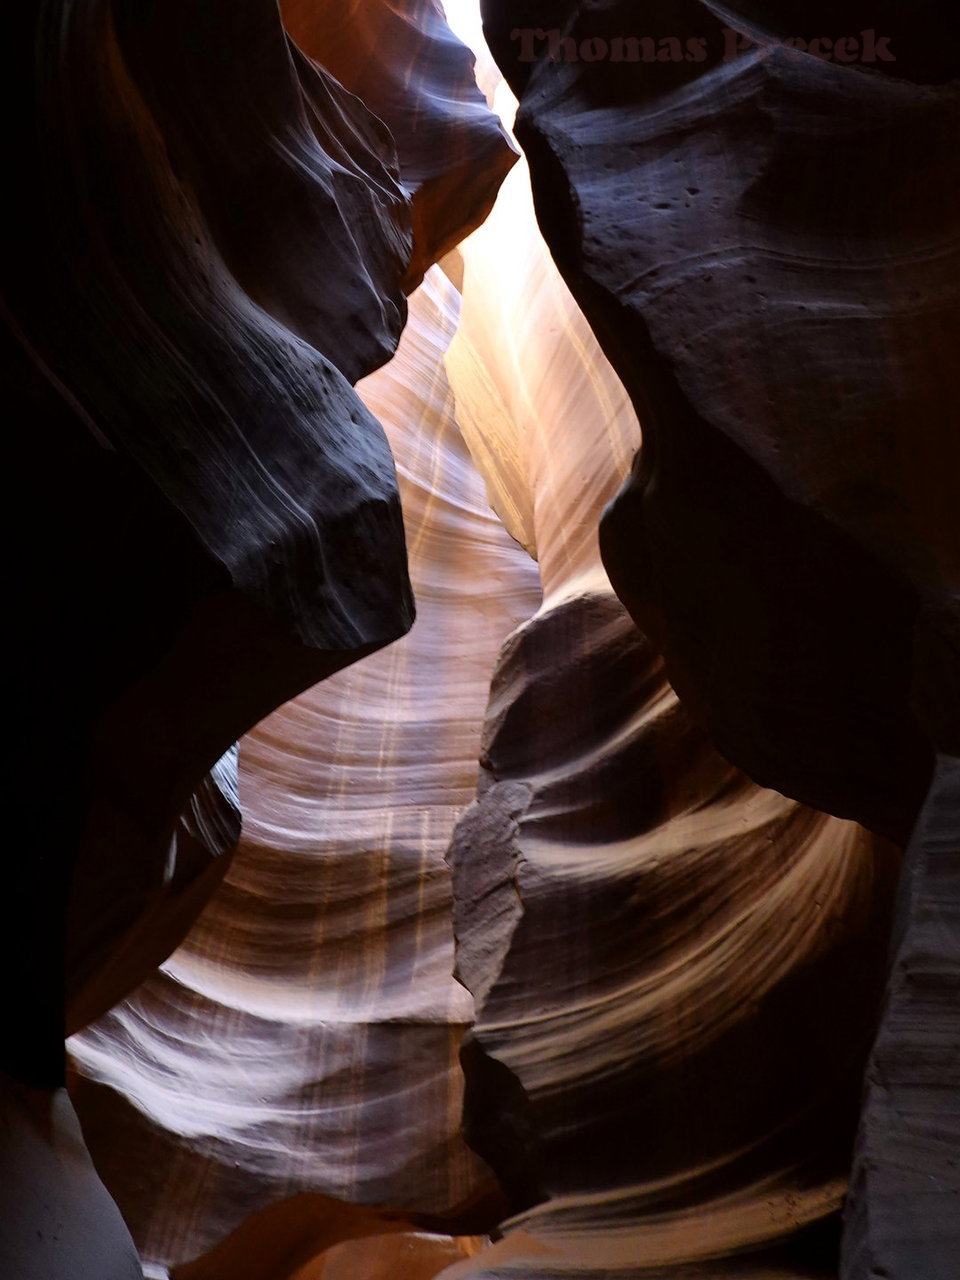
[9,0,417,1095]
[68,269,541,1273]
[482,0,959,845]
[0,1081,142,1280]
[473,6,960,1273]
[279,0,518,288]
[9,2,517,1275]
[437,119,900,1277]
[841,756,960,1280]
[174,1226,483,1280]
[446,589,897,1278]
[9,3,957,1276]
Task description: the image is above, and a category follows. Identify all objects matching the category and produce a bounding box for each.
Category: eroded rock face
[439,139,901,1275]
[471,10,959,1272]
[481,0,959,845]
[9,0,418,1095]
[173,1219,482,1280]
[279,0,519,288]
[0,1082,143,1280]
[8,3,516,1274]
[449,590,898,1277]
[842,756,960,1280]
[67,269,542,1274]
[13,4,956,1277]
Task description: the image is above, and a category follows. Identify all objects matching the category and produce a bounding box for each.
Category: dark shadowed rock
[8,0,416,1088]
[448,591,899,1274]
[842,755,960,1280]
[281,0,519,289]
[482,0,959,844]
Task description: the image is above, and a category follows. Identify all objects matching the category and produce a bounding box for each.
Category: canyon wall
[475,3,959,1275]
[437,132,901,1279]
[5,3,514,1276]
[68,266,541,1276]
[5,2,956,1278]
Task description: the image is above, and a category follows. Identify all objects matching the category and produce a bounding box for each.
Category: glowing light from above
[440,0,487,61]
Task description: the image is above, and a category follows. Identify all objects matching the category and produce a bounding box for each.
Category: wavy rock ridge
[6,1,956,1277]
[437,136,902,1276]
[68,267,541,1275]
[6,2,516,1276]
[475,3,959,1274]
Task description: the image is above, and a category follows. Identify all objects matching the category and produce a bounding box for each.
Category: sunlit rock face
[10,2,956,1278]
[447,595,898,1278]
[175,1225,484,1280]
[438,135,901,1278]
[67,269,542,1275]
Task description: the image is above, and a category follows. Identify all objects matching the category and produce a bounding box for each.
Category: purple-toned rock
[8,0,415,1098]
[281,0,519,288]
[482,0,959,844]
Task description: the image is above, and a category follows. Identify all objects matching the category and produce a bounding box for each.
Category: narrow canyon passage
[4,2,956,1279]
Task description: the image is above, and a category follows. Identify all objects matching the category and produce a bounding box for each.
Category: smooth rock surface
[472,9,960,1272]
[68,269,541,1272]
[9,0,417,1093]
[9,3,517,1274]
[435,91,901,1276]
[447,590,898,1278]
[280,0,519,288]
[481,0,959,844]
[841,755,960,1280]
[0,1078,143,1280]
[12,5,956,1277]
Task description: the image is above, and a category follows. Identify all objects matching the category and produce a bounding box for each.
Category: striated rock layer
[279,0,518,288]
[434,98,900,1277]
[446,589,898,1279]
[174,1226,484,1280]
[11,3,955,1276]
[8,0,516,1274]
[9,0,415,1097]
[68,268,542,1274]
[477,4,960,1274]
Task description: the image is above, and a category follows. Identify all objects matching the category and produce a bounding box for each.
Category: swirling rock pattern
[476,4,960,1272]
[481,0,959,842]
[279,0,519,288]
[10,3,955,1277]
[68,269,542,1274]
[8,0,516,1274]
[8,0,416,1097]
[178,1229,483,1280]
[438,95,901,1278]
[447,591,897,1278]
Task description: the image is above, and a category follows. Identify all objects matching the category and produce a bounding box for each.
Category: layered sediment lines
[10,0,418,1095]
[475,8,959,1272]
[279,0,518,286]
[445,592,898,1279]
[437,108,900,1277]
[68,269,542,1273]
[14,3,956,1276]
[9,2,517,1274]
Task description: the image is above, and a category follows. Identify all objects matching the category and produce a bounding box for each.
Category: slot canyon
[3,2,958,1278]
